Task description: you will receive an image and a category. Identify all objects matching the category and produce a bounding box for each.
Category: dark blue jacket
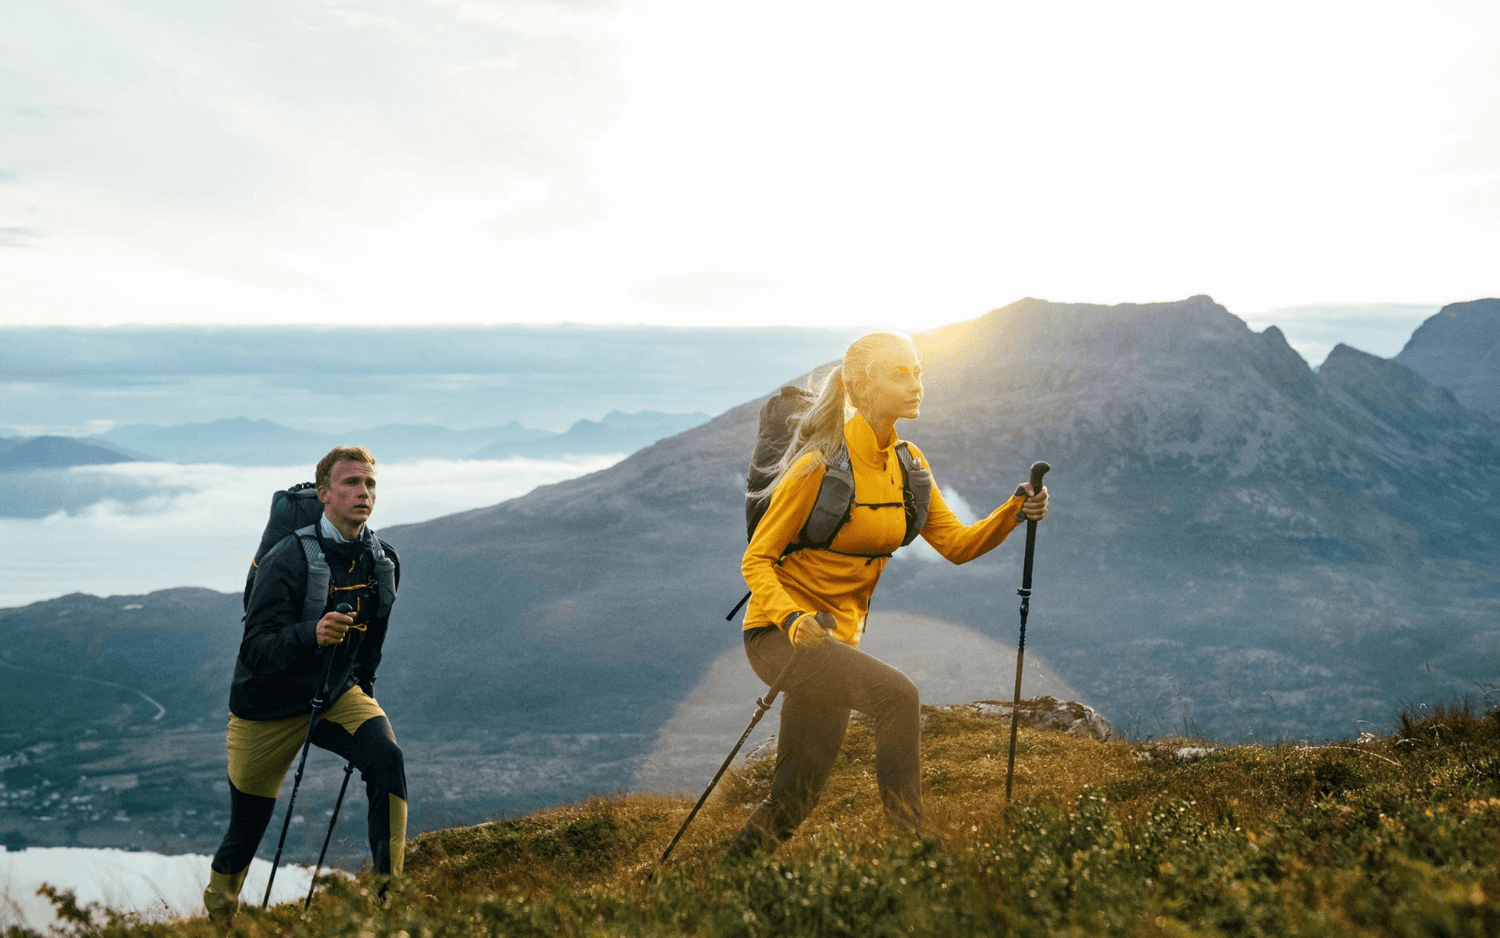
[229,528,399,721]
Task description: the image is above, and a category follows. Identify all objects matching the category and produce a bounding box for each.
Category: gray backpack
[728,387,933,620]
[744,385,932,552]
[244,482,396,623]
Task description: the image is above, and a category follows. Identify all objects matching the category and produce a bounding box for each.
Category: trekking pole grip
[311,603,354,710]
[1013,462,1050,522]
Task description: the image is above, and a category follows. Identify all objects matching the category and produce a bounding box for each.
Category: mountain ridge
[0,436,154,470]
[90,412,710,465]
[378,295,1500,753]
[5,295,1498,851]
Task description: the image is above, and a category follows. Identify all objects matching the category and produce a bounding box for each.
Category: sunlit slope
[382,295,1500,755]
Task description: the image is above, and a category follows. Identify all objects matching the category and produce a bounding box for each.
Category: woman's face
[853,342,923,423]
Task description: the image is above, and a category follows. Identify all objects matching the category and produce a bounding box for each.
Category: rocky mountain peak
[374,295,1500,776]
[1321,343,1445,409]
[1393,298,1500,417]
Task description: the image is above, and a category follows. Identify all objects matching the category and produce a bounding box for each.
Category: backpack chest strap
[294,523,399,626]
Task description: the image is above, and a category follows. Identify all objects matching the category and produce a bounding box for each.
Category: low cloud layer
[0,456,618,608]
[0,847,317,931]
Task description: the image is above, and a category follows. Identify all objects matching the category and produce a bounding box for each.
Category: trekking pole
[1004,463,1050,803]
[657,614,827,865]
[263,603,351,908]
[305,761,355,908]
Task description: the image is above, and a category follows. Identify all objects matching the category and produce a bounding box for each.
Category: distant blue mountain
[360,422,553,462]
[471,411,710,459]
[100,418,323,466]
[81,413,712,465]
[0,436,154,470]
[0,325,861,435]
[0,412,716,518]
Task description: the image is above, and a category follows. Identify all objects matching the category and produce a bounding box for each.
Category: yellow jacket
[742,413,1026,645]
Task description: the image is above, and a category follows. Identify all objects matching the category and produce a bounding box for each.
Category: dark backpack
[744,385,932,550]
[744,385,815,538]
[727,386,934,620]
[242,482,396,624]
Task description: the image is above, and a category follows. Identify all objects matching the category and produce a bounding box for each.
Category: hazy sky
[2,1,1497,336]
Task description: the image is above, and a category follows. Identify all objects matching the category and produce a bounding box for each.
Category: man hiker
[203,446,407,919]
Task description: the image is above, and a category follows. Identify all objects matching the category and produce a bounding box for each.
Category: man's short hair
[316,446,378,490]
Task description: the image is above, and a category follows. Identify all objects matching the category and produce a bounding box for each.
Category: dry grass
[19,696,1500,936]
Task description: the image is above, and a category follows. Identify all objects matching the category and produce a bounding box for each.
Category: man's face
[319,460,377,535]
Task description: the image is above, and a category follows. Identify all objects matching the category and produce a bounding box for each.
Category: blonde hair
[753,331,915,497]
[316,446,377,491]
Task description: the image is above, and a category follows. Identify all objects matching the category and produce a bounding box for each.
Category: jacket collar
[319,514,374,550]
[845,412,895,470]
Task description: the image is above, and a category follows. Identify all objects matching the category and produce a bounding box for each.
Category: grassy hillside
[15,700,1500,937]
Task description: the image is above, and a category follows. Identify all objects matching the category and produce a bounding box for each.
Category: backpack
[243,482,397,625]
[727,386,934,620]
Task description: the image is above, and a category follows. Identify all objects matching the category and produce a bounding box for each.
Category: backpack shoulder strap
[895,442,932,546]
[798,449,855,550]
[294,523,332,625]
[365,529,398,618]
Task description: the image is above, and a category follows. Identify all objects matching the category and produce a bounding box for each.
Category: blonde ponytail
[750,365,851,499]
[751,330,917,499]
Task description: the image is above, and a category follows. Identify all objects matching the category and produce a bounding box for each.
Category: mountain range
[0,411,710,520]
[378,294,1500,749]
[2,295,1497,857]
[83,410,710,465]
[0,436,150,471]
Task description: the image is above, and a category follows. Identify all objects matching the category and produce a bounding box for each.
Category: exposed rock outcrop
[932,696,1121,742]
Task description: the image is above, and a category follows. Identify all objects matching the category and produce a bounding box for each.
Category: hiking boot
[203,867,248,923]
[722,826,779,863]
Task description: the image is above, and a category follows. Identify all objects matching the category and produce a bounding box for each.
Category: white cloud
[0,456,620,607]
[1,0,1496,332]
[444,0,615,37]
[631,271,776,309]
[0,847,317,931]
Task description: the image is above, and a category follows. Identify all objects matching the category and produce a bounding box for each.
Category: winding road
[0,659,167,722]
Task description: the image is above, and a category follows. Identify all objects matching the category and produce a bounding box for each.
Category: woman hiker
[727,330,1049,857]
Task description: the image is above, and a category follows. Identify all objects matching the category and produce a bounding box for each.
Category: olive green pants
[728,626,922,856]
[206,686,406,915]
